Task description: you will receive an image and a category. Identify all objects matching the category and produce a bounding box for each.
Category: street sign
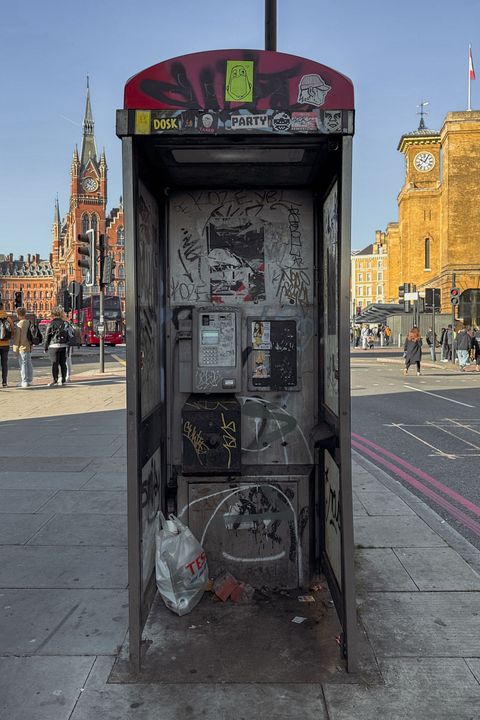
[97,323,105,337]
[404,292,419,301]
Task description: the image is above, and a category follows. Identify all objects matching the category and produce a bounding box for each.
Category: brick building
[0,83,125,317]
[0,254,55,317]
[351,231,387,317]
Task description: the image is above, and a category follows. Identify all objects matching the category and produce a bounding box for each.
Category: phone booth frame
[117,49,356,673]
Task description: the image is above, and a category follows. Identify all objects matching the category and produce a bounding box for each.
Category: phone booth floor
[110,586,378,684]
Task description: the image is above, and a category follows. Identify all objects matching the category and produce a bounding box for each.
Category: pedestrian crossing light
[450,287,460,305]
[77,229,97,287]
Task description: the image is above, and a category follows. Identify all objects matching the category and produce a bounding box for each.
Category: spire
[417,100,429,130]
[80,76,97,167]
[53,196,61,225]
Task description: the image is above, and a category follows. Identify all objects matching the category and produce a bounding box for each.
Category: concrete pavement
[0,370,479,719]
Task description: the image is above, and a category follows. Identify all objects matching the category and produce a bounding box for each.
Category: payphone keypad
[198,313,236,368]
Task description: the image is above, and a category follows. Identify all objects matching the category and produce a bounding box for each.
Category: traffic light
[101,255,116,286]
[62,289,72,313]
[77,229,96,287]
[398,284,406,303]
[14,291,23,308]
[450,287,460,305]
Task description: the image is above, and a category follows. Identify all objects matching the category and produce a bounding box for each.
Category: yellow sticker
[135,110,151,135]
[225,61,254,103]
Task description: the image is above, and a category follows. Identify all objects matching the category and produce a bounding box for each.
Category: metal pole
[452,273,456,365]
[265,0,277,51]
[432,302,436,362]
[99,284,105,373]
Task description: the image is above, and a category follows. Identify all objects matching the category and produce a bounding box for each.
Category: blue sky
[0,0,478,257]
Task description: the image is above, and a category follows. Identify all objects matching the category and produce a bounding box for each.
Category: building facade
[0,84,125,317]
[384,111,480,323]
[350,231,388,317]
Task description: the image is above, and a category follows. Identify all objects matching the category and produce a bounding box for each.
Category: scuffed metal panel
[178,475,310,589]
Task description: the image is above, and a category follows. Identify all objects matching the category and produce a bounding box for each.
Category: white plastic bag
[155,512,208,616]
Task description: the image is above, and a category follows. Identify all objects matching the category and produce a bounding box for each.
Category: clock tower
[393,110,442,290]
[55,80,108,291]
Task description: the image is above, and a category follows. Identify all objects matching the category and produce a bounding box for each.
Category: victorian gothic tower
[52,80,108,292]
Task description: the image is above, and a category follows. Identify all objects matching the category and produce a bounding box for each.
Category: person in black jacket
[456,324,473,372]
[44,307,70,386]
[403,327,423,376]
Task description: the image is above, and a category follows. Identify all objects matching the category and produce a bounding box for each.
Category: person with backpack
[12,307,34,388]
[44,306,71,386]
[0,302,15,388]
[60,309,81,382]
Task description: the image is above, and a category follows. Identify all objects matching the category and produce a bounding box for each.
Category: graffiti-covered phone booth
[117,49,356,678]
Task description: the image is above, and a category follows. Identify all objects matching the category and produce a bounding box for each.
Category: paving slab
[355,548,418,592]
[360,592,480,657]
[0,457,91,472]
[0,470,95,490]
[0,513,53,544]
[0,588,128,654]
[352,494,368,516]
[465,658,480,684]
[27,513,128,546]
[394,547,480,591]
[0,489,58,513]
[72,656,328,720]
[352,473,390,493]
[0,656,94,720]
[0,546,127,588]
[354,515,447,548]
[323,657,480,720]
[38,490,126,515]
[355,490,415,516]
[81,472,127,491]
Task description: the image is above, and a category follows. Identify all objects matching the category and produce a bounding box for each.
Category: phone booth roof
[117,49,354,188]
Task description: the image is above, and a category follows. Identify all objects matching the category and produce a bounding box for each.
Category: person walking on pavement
[384,325,391,346]
[403,327,423,376]
[12,307,33,388]
[456,324,473,372]
[0,302,15,388]
[442,324,453,362]
[426,327,437,362]
[60,309,80,382]
[361,325,369,350]
[473,327,480,372]
[44,306,71,386]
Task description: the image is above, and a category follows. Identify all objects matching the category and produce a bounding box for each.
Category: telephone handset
[192,308,241,392]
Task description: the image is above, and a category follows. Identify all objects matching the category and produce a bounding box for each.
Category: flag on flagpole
[469,45,475,80]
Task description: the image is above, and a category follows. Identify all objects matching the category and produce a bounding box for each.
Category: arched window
[82,213,89,235]
[118,264,125,278]
[117,226,125,246]
[425,238,431,270]
[91,214,98,234]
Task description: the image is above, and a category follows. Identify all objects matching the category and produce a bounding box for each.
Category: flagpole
[468,45,472,111]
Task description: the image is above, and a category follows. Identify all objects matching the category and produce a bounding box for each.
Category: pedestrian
[426,327,437,361]
[473,327,480,372]
[403,327,423,376]
[12,307,34,388]
[442,324,453,362]
[354,326,361,347]
[384,325,391,346]
[44,306,71,386]
[455,324,473,372]
[361,325,369,350]
[0,302,15,388]
[60,310,80,382]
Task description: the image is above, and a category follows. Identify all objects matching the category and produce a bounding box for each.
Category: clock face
[81,177,98,192]
[414,151,435,172]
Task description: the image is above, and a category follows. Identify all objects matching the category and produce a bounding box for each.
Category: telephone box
[117,49,356,673]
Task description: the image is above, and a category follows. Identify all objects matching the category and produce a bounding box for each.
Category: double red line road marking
[352,432,480,538]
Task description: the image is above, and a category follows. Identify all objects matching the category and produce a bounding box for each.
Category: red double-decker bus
[81,294,124,346]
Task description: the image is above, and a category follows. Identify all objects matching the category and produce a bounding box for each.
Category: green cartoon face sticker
[225,61,254,102]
